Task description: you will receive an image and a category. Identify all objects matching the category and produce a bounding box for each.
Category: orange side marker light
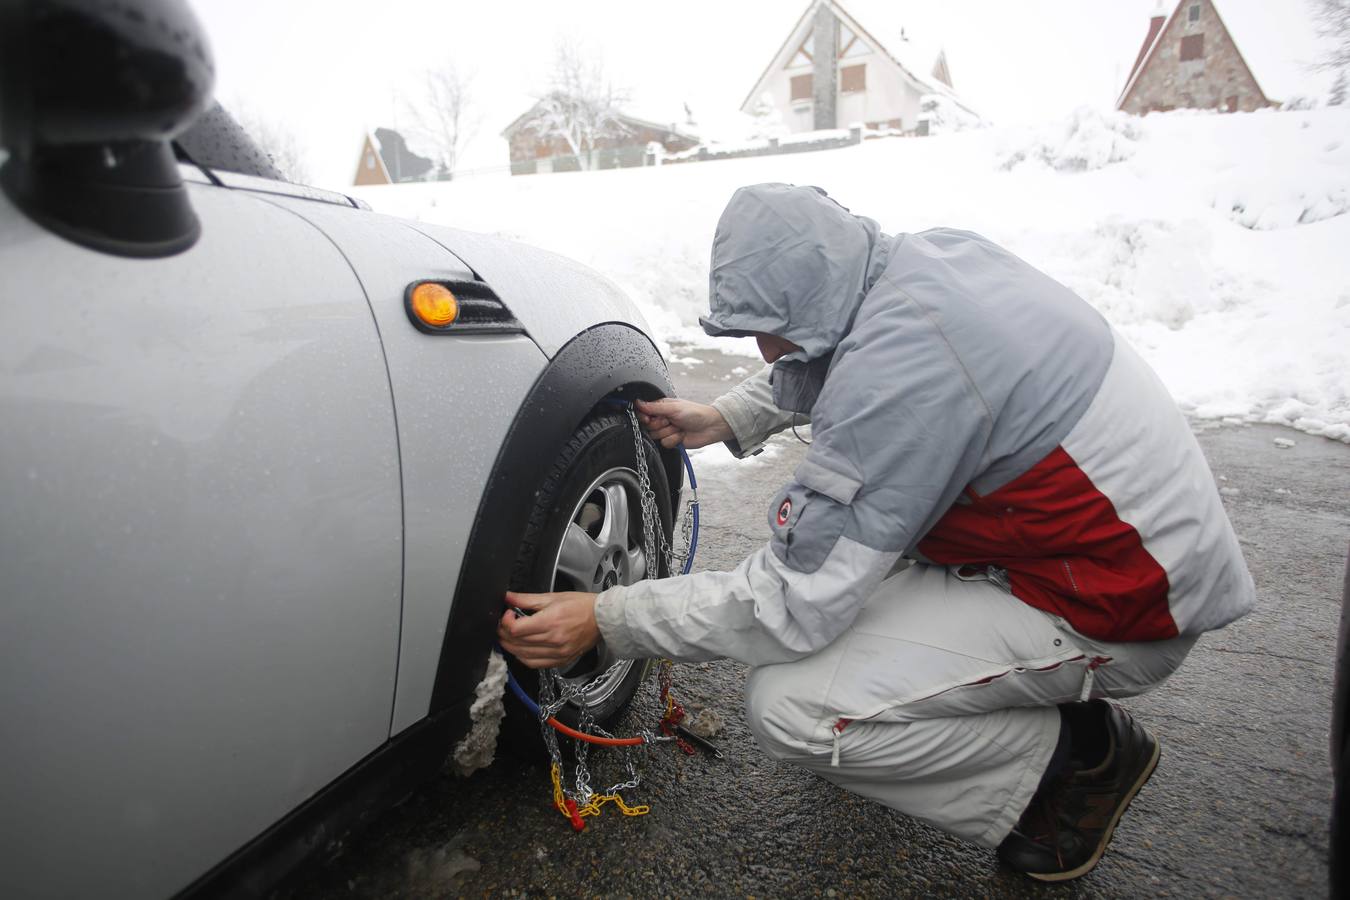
[410,282,458,328]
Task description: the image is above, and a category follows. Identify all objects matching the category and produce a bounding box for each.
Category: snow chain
[535,406,698,831]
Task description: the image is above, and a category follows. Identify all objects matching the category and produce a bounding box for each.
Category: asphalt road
[291,346,1349,899]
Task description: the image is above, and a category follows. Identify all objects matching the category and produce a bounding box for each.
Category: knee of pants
[743,667,821,763]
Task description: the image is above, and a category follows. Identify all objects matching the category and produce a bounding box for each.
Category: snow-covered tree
[402,62,478,177]
[745,92,787,142]
[527,40,629,170]
[1331,69,1349,105]
[229,104,311,184]
[918,94,980,135]
[1311,0,1350,74]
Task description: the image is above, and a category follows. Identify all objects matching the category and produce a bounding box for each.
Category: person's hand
[497,591,601,669]
[635,398,732,449]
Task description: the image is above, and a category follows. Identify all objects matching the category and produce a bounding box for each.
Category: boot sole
[1025,729,1161,883]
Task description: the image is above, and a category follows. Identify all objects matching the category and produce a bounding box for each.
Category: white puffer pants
[743,562,1196,847]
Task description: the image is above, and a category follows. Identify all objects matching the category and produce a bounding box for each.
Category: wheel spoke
[626,545,647,582]
[556,522,604,590]
[595,483,630,551]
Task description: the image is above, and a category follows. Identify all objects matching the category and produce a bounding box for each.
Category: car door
[0,179,403,898]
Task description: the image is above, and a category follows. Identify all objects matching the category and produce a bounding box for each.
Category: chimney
[1125,8,1168,88]
[811,2,839,130]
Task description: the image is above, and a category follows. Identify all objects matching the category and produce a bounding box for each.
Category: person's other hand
[635,398,732,449]
[497,591,600,669]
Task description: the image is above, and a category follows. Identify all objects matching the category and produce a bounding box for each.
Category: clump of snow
[686,706,725,738]
[449,650,507,776]
[998,107,1141,172]
[405,843,480,885]
[1273,437,1296,448]
[355,107,1350,443]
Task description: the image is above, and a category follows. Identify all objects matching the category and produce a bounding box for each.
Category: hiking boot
[997,701,1161,882]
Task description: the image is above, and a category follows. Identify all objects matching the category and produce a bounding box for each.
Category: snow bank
[997,107,1141,173]
[355,107,1350,442]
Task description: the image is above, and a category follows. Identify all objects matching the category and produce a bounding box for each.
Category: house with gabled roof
[1117,0,1274,115]
[740,0,978,136]
[501,102,698,175]
[352,128,435,186]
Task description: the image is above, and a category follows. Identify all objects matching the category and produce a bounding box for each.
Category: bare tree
[1331,69,1349,105]
[402,62,478,177]
[229,103,312,184]
[1311,0,1350,73]
[527,40,629,170]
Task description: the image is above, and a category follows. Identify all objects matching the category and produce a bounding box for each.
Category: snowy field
[355,108,1350,442]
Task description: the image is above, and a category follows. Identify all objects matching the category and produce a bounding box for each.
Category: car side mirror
[0,0,215,257]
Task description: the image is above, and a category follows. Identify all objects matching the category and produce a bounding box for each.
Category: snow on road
[356,108,1350,442]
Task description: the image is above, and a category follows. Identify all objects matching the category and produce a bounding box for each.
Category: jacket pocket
[767,480,850,574]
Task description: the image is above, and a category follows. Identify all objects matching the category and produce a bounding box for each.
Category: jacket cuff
[711,391,768,458]
[594,585,646,659]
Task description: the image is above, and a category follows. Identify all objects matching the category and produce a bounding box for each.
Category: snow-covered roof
[619,109,701,143]
[835,0,951,87]
[739,0,978,119]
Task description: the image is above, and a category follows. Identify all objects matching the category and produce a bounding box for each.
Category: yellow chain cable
[577,793,651,818]
[551,761,651,824]
[549,763,570,818]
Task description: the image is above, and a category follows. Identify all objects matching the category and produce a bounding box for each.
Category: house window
[791,73,813,102]
[1180,34,1204,61]
[841,64,866,93]
[838,23,869,59]
[1188,3,1200,22]
[787,32,813,68]
[365,154,375,170]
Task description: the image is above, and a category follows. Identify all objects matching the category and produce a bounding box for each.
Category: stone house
[352,128,434,186]
[740,0,978,136]
[501,104,698,176]
[1117,0,1274,115]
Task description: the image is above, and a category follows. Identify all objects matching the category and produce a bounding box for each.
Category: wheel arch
[429,322,683,730]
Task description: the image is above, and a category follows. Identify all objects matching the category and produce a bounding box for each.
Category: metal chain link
[536,405,697,810]
[627,406,667,578]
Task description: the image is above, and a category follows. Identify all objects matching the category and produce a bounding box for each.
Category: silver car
[0,1,679,896]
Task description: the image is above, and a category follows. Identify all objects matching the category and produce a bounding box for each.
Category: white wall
[750,39,928,133]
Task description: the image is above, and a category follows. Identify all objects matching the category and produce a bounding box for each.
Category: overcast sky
[193,0,1335,191]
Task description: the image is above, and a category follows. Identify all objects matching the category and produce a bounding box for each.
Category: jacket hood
[700,183,887,361]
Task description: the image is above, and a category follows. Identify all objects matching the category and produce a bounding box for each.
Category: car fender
[407,222,653,358]
[429,322,684,725]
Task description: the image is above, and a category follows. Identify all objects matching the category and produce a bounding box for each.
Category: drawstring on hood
[700,183,889,363]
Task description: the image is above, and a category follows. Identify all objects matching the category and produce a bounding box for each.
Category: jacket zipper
[831,718,851,767]
[1080,655,1111,701]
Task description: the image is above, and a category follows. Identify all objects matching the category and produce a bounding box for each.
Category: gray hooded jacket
[594,184,1253,666]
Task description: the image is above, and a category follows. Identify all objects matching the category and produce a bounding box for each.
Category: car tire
[502,410,674,753]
